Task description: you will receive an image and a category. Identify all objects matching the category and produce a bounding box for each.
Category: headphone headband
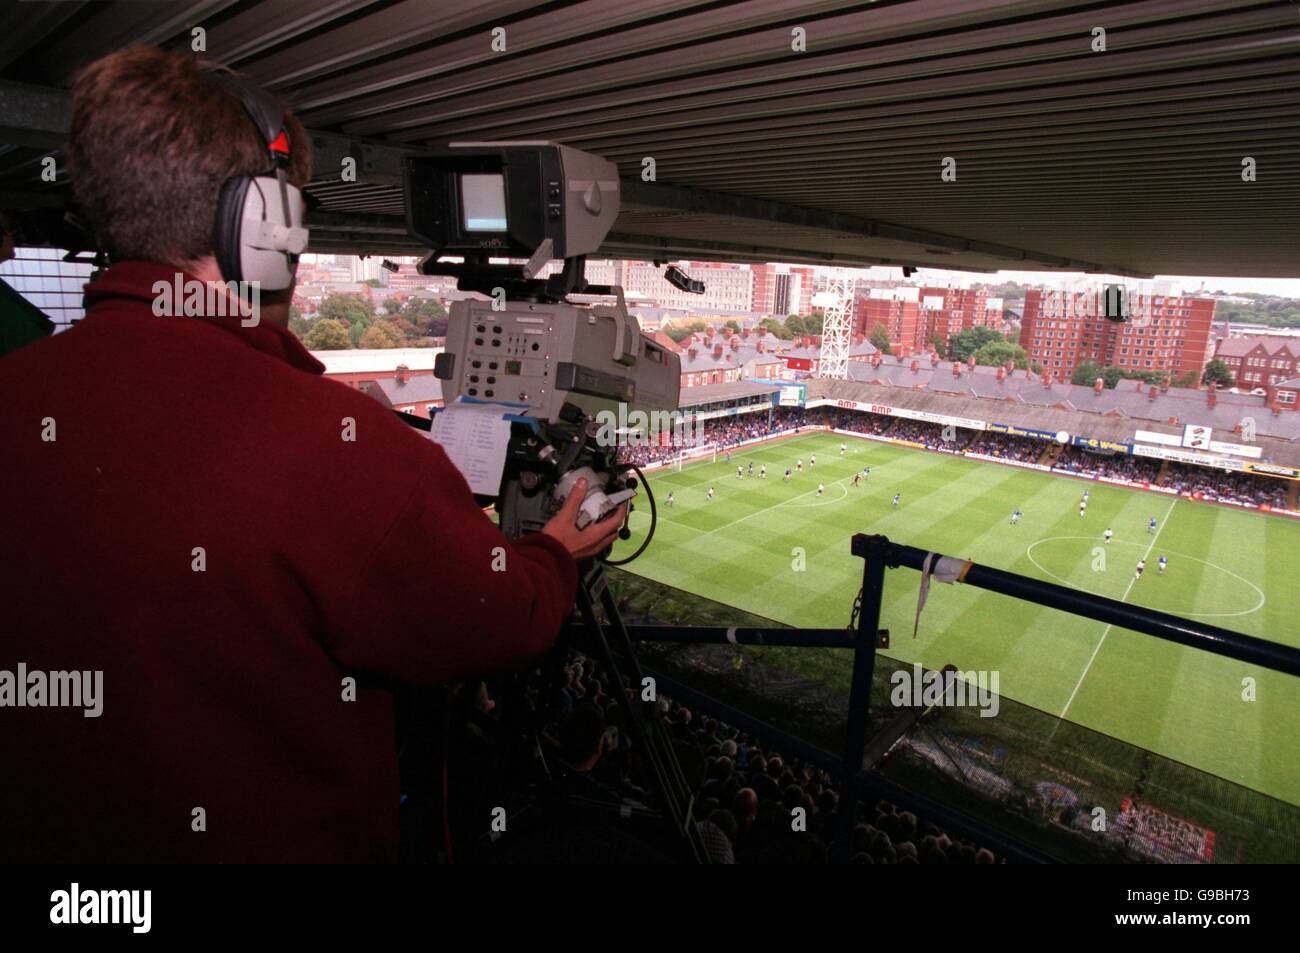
[206,70,290,171]
[205,66,307,291]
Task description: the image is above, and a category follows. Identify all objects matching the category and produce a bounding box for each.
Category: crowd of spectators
[826,409,892,436]
[970,432,1044,464]
[1162,462,1289,508]
[524,654,1003,864]
[1051,446,1162,483]
[616,407,819,467]
[885,419,977,451]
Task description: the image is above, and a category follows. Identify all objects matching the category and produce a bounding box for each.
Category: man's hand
[541,479,628,560]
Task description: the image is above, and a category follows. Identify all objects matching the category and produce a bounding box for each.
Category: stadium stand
[620,405,1297,513]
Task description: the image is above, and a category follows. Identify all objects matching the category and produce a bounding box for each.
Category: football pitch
[613,431,1300,807]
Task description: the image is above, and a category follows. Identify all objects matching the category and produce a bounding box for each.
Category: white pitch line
[657,472,860,542]
[1059,497,1178,719]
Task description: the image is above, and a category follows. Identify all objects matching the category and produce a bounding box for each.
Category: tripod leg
[573,563,708,862]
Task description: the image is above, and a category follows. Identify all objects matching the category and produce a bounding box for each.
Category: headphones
[208,70,309,292]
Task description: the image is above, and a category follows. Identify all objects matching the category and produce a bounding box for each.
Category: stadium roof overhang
[2,0,1298,277]
[677,379,781,406]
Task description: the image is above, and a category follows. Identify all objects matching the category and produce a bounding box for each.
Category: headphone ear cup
[214,175,251,284]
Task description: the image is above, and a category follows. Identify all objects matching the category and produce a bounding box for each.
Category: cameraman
[0,47,623,862]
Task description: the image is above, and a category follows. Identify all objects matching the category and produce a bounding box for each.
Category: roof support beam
[0,80,69,150]
[621,179,1151,277]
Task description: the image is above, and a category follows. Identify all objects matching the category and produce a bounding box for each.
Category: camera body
[410,141,679,539]
[434,296,679,425]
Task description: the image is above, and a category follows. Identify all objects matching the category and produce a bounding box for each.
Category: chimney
[688,347,698,361]
[996,367,1005,382]
[756,339,765,353]
[952,362,961,377]
[872,354,882,368]
[930,353,939,367]
[1043,370,1052,388]
[1094,377,1104,394]
[713,344,723,360]
[730,337,740,350]
[396,363,409,384]
[1272,403,1282,417]
[967,354,976,368]
[911,360,919,374]
[1148,385,1158,401]
[1207,381,1217,408]
[1135,379,1144,393]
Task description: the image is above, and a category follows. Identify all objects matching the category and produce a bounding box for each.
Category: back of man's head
[67,46,312,269]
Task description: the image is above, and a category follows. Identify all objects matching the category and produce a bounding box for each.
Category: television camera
[406,141,679,540]
[402,142,705,860]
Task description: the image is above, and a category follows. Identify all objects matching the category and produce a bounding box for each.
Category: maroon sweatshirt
[0,261,577,862]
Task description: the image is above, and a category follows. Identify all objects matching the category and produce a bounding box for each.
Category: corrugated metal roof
[843,353,1300,440]
[810,376,1300,465]
[677,379,781,405]
[2,0,1297,275]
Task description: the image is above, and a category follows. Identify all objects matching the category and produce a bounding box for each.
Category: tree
[387,316,421,341]
[1202,358,1235,388]
[723,319,741,334]
[401,297,446,326]
[785,315,806,337]
[948,326,1005,362]
[1172,370,1201,389]
[318,294,372,329]
[1072,360,1104,386]
[759,317,792,340]
[303,318,350,350]
[381,296,404,315]
[664,324,696,343]
[361,278,384,289]
[868,324,892,355]
[804,310,826,335]
[358,320,404,349]
[288,317,312,343]
[1030,361,1043,374]
[928,333,946,359]
[972,339,1028,369]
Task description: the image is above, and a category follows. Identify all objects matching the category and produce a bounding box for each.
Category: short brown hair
[67,46,312,265]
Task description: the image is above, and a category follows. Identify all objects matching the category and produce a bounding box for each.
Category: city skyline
[298,255,1300,300]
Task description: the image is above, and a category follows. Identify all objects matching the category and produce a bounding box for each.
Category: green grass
[613,431,1300,808]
